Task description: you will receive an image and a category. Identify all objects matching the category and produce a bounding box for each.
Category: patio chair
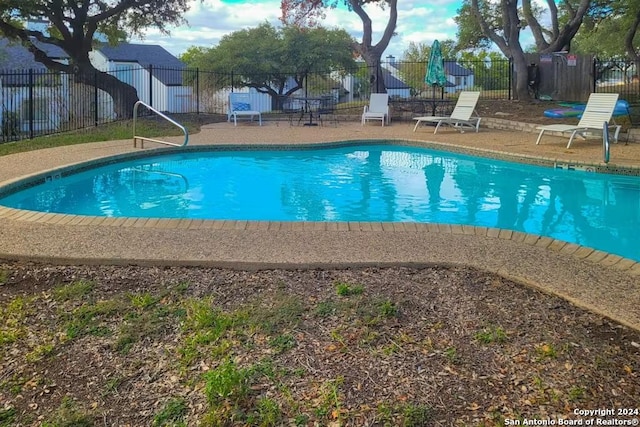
[227,92,262,126]
[362,93,390,126]
[280,95,304,126]
[412,91,481,133]
[317,95,338,127]
[535,93,621,148]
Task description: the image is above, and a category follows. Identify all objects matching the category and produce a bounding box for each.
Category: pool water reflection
[0,144,638,261]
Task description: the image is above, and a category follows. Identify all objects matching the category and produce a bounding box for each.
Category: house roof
[0,37,68,86]
[444,61,473,76]
[96,43,185,86]
[382,68,410,90]
[0,37,185,86]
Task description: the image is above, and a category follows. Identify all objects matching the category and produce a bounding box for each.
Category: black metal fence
[1,57,637,143]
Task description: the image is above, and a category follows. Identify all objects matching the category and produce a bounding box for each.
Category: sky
[132,0,463,60]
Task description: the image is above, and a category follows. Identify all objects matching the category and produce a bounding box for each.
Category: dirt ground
[1,262,639,426]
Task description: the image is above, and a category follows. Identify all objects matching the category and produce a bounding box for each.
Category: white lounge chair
[227,93,262,126]
[535,93,621,148]
[362,93,390,126]
[413,91,481,133]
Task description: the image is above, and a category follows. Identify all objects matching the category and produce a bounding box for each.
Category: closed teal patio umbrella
[425,39,447,87]
[424,39,447,114]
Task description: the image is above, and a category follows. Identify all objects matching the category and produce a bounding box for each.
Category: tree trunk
[362,52,386,94]
[512,54,530,100]
[75,62,140,120]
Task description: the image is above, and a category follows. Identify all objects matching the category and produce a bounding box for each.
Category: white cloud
[132,0,460,59]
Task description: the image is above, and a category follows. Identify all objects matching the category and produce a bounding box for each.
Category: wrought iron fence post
[196,68,200,114]
[508,57,513,100]
[592,57,597,93]
[94,70,98,126]
[149,64,153,108]
[28,69,34,139]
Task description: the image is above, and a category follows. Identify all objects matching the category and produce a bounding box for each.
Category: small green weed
[53,280,94,301]
[335,281,364,297]
[314,300,338,317]
[402,403,432,426]
[203,359,250,405]
[294,413,310,426]
[128,292,159,309]
[268,334,296,354]
[25,343,55,362]
[248,295,304,334]
[474,325,508,344]
[0,406,16,426]
[41,397,93,427]
[250,397,282,426]
[153,397,188,427]
[63,299,124,339]
[443,347,458,363]
[568,386,586,402]
[315,377,344,421]
[536,343,558,360]
[1,296,32,345]
[378,299,398,318]
[0,269,8,285]
[102,375,125,397]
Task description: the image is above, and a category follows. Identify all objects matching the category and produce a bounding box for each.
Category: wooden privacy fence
[523,53,594,102]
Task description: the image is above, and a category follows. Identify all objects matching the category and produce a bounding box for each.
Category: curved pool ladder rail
[133,101,189,148]
[603,121,610,164]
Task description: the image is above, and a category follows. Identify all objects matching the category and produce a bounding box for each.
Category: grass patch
[204,359,251,405]
[0,115,212,157]
[41,397,93,427]
[0,407,16,427]
[1,296,33,346]
[474,325,509,344]
[63,298,126,340]
[335,281,364,297]
[53,280,94,301]
[153,397,188,427]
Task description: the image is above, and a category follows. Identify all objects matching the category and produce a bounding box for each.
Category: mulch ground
[1,262,639,426]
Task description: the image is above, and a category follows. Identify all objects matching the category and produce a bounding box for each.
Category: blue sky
[133,0,463,59]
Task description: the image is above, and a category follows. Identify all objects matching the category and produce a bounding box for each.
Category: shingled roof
[96,43,185,86]
[0,38,69,86]
[0,38,185,86]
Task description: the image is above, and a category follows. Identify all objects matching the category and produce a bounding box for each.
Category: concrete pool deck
[0,120,639,331]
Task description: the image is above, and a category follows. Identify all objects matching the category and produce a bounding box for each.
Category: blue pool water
[1,144,639,261]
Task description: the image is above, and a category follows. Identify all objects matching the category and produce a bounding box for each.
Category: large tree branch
[87,0,141,25]
[471,0,509,54]
[522,0,549,50]
[372,0,397,55]
[349,0,373,50]
[546,0,559,38]
[542,0,590,52]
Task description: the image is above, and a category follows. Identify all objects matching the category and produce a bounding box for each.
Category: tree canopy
[456,0,591,99]
[181,22,357,103]
[0,0,193,118]
[281,0,397,93]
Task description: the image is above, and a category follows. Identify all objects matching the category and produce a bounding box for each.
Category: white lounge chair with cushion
[413,91,481,133]
[535,93,621,148]
[362,93,390,126]
[227,93,262,126]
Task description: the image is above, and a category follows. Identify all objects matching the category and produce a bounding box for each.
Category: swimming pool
[1,143,639,261]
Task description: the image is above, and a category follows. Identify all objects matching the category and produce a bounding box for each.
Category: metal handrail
[132,100,189,148]
[603,121,610,164]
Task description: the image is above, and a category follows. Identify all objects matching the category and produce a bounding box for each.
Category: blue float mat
[544,100,630,119]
